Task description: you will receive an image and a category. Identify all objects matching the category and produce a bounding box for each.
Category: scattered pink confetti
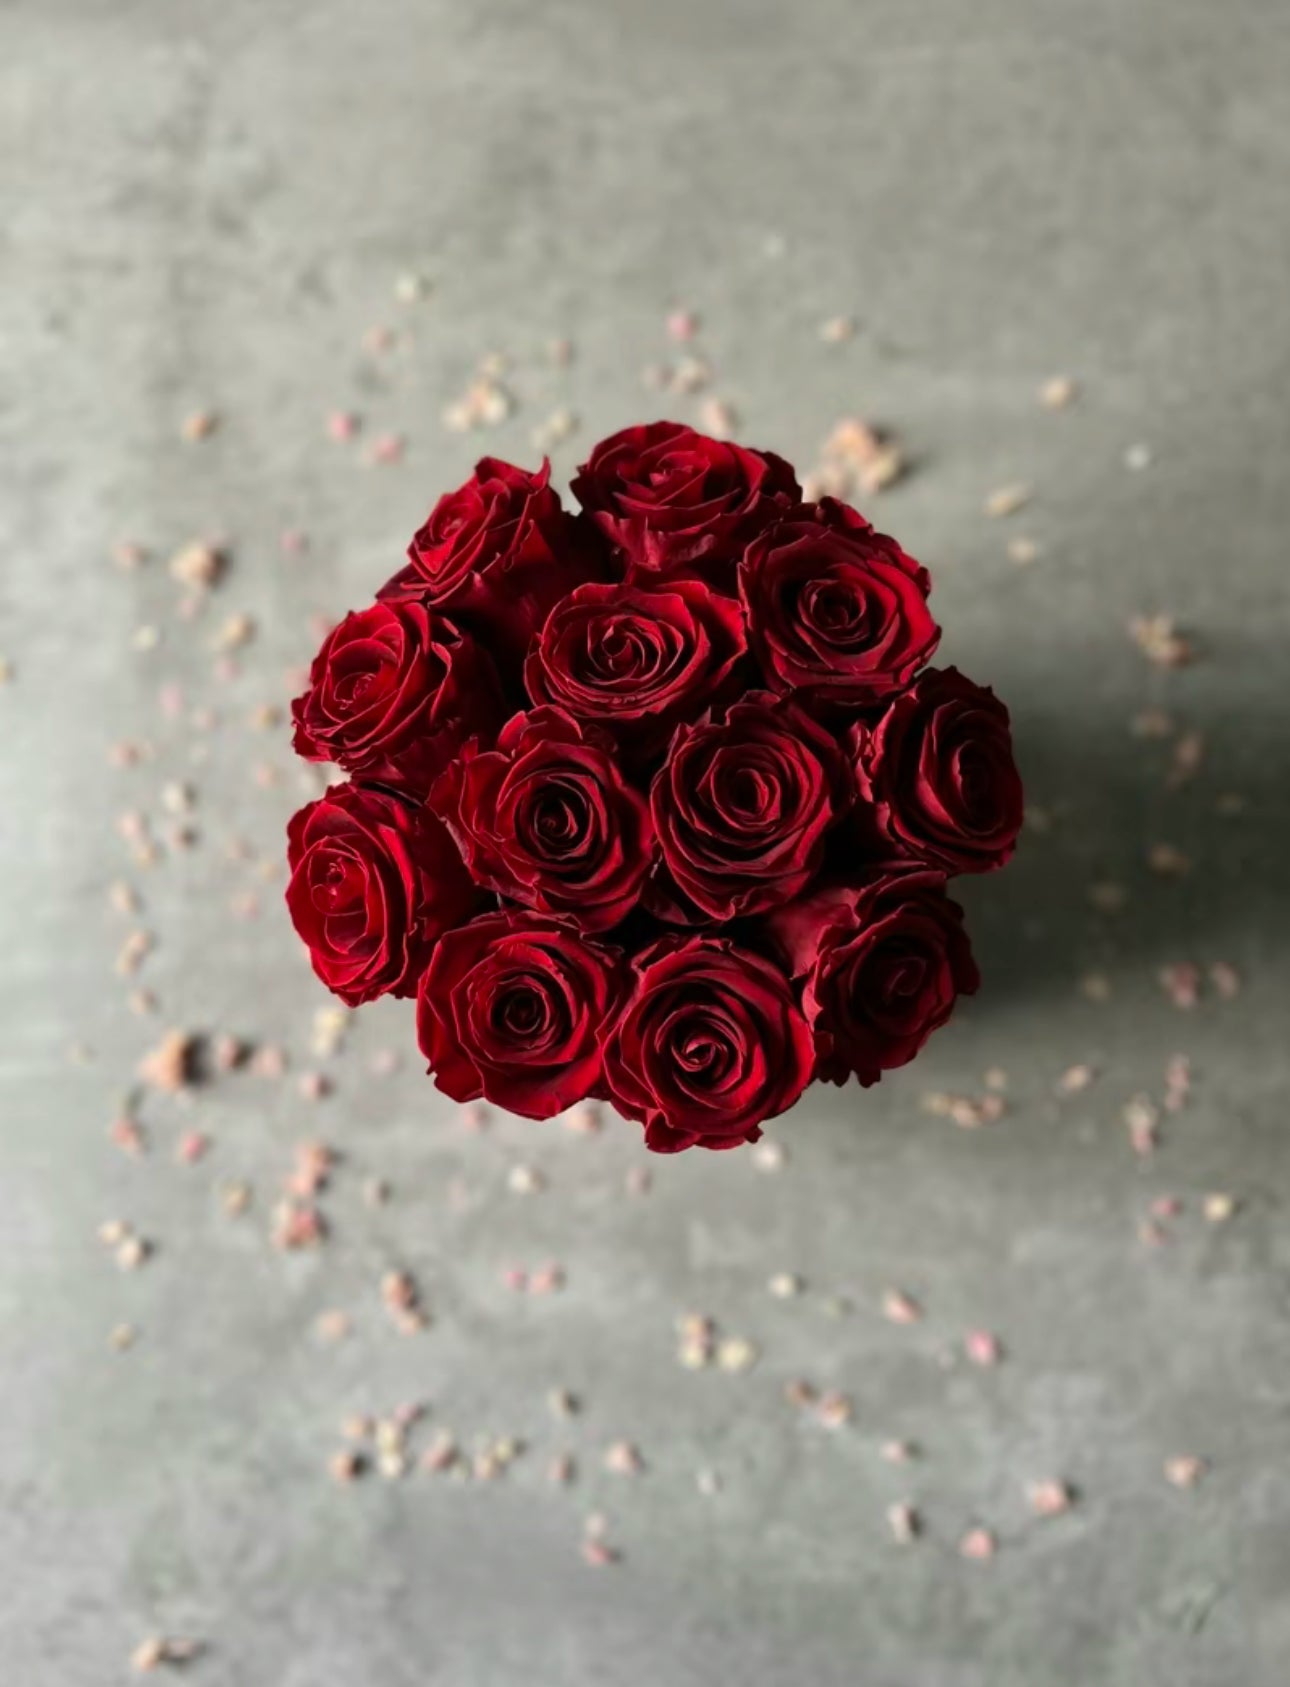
[1163,1057,1191,1114]
[315,1309,351,1344]
[698,397,736,439]
[131,1635,202,1673]
[751,1140,785,1171]
[1123,1095,1160,1156]
[1056,1063,1095,1097]
[1165,1455,1207,1489]
[181,409,218,441]
[137,1029,195,1093]
[1028,1479,1074,1518]
[528,1262,565,1296]
[1147,842,1191,878]
[815,1390,854,1429]
[271,1200,325,1251]
[329,1448,364,1483]
[959,1526,997,1561]
[380,1270,427,1332]
[1129,613,1192,667]
[421,1432,458,1473]
[886,1501,919,1544]
[251,1043,287,1080]
[212,1033,246,1072]
[604,1441,643,1476]
[1159,962,1201,1010]
[965,1329,1002,1367]
[288,1140,335,1196]
[882,1288,923,1326]
[1209,961,1241,1000]
[111,1116,146,1157]
[366,432,405,466]
[562,1104,601,1135]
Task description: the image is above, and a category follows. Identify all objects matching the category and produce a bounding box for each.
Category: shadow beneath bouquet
[956,691,1289,1009]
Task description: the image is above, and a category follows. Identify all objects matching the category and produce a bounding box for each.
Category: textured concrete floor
[3,1,1290,1682]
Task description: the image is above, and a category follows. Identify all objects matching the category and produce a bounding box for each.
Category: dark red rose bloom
[286,782,478,1007]
[571,420,799,582]
[524,577,747,756]
[429,707,654,932]
[739,499,940,707]
[285,426,1015,1140]
[290,602,504,798]
[603,936,815,1152]
[649,691,851,922]
[852,666,1023,874]
[766,868,980,1087]
[415,911,623,1117]
[378,456,588,660]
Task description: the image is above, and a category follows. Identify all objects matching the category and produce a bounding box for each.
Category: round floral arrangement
[285,422,1022,1153]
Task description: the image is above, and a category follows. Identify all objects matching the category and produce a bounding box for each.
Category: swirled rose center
[725,765,775,820]
[521,780,595,859]
[672,1011,735,1082]
[313,851,364,913]
[955,743,993,820]
[333,669,379,710]
[590,618,664,683]
[881,948,927,1003]
[476,961,572,1060]
[498,983,547,1037]
[845,938,934,1032]
[647,452,693,495]
[801,577,867,642]
[703,746,787,834]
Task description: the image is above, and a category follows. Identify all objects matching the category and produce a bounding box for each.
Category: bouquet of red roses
[286,422,1022,1153]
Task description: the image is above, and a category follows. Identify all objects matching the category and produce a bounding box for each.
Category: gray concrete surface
[3,1,1290,1681]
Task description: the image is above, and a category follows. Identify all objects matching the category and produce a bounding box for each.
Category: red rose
[416,911,623,1117]
[767,869,980,1086]
[649,691,851,922]
[853,666,1023,874]
[571,420,799,582]
[429,707,654,932]
[290,602,503,798]
[524,577,747,757]
[739,499,940,707]
[286,782,478,1006]
[603,936,815,1152]
[378,457,588,660]
[285,423,1016,1144]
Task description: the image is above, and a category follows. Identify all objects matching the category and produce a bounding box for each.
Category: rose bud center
[802,579,866,639]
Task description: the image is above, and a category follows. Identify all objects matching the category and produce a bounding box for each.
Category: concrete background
[2,0,1289,1681]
